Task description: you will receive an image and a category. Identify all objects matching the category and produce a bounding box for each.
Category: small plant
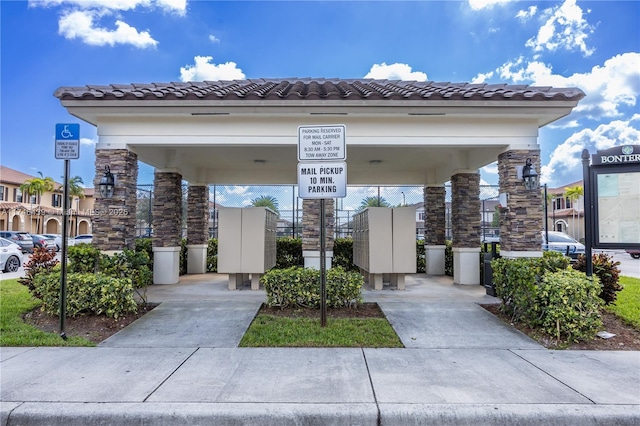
[573,253,622,304]
[275,237,303,269]
[18,246,59,296]
[207,237,218,272]
[67,244,102,273]
[332,237,356,271]
[416,239,426,273]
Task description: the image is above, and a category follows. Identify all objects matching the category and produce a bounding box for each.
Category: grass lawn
[239,314,404,348]
[606,276,640,329]
[0,278,94,347]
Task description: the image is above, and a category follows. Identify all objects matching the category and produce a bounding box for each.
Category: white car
[41,234,63,251]
[0,237,24,273]
[70,234,93,246]
[542,231,585,262]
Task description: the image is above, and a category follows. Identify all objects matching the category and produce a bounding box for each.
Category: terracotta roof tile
[54,79,586,102]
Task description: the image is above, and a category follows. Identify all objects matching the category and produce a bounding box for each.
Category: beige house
[0,165,94,236]
[546,179,585,242]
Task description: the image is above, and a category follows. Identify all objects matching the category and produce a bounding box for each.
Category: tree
[19,173,55,233]
[251,195,279,214]
[564,185,584,240]
[357,196,391,211]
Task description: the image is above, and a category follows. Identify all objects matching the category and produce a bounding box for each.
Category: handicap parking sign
[55,123,80,159]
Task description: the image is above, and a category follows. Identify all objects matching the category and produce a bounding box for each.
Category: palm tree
[19,173,55,233]
[357,196,391,211]
[251,195,279,215]
[564,185,584,240]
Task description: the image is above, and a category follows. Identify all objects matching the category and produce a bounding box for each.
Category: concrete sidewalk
[1,274,639,425]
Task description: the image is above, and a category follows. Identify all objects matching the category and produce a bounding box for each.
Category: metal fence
[136,183,500,240]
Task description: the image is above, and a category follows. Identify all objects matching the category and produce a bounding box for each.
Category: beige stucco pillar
[423,185,447,275]
[152,170,183,284]
[498,150,543,258]
[93,149,138,251]
[302,199,334,269]
[186,184,209,274]
[451,172,481,285]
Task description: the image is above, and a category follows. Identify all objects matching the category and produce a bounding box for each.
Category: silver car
[542,231,585,262]
[0,237,24,273]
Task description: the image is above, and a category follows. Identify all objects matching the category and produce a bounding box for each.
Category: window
[52,194,62,207]
[30,194,38,204]
[418,212,426,221]
[565,197,572,209]
[0,185,4,201]
[14,188,23,203]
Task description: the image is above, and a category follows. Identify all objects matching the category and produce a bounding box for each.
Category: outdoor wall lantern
[99,165,115,199]
[522,158,539,191]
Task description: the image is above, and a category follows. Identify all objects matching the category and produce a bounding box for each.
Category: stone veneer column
[498,150,543,257]
[423,185,447,275]
[186,185,209,274]
[152,170,183,284]
[302,199,334,269]
[451,172,481,285]
[93,149,138,251]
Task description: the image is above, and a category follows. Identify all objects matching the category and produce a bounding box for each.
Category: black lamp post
[99,166,115,199]
[522,158,539,191]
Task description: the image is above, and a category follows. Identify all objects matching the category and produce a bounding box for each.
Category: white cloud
[481,161,498,175]
[179,56,246,81]
[364,63,427,81]
[468,0,512,11]
[471,71,493,84]
[497,52,640,120]
[58,10,158,48]
[225,186,250,195]
[525,0,595,56]
[80,137,96,146]
[542,114,640,185]
[31,0,185,14]
[516,6,537,21]
[209,34,220,43]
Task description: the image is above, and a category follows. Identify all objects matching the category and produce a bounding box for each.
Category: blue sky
[1,0,639,195]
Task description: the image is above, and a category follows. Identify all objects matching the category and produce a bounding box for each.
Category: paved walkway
[1,273,639,425]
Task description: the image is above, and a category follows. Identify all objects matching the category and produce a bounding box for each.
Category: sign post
[297,125,347,327]
[55,123,80,340]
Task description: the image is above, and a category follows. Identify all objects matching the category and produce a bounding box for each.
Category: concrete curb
[2,402,379,426]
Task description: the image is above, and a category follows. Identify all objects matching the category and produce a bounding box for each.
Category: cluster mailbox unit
[352,207,417,290]
[217,207,278,290]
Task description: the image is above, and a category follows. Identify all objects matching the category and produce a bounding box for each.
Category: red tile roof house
[54,78,585,285]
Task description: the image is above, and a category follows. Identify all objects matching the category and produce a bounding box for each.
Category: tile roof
[54,78,586,102]
[0,165,42,185]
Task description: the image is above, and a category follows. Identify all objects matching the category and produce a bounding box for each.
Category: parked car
[542,231,585,262]
[0,231,34,253]
[41,234,63,251]
[0,237,24,273]
[626,249,640,260]
[70,234,93,246]
[31,234,57,251]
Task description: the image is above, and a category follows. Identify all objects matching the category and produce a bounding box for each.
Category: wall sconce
[522,158,538,191]
[99,165,115,199]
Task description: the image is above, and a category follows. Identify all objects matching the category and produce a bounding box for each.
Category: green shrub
[100,249,152,289]
[538,269,603,343]
[276,237,303,268]
[179,238,187,275]
[33,272,137,319]
[67,244,102,273]
[135,237,153,270]
[445,241,453,276]
[573,253,622,305]
[207,238,218,272]
[416,240,426,273]
[333,237,356,271]
[18,246,59,296]
[262,266,363,309]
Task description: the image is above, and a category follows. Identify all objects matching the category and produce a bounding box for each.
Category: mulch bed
[481,304,640,350]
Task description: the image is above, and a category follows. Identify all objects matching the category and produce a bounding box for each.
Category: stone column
[498,150,543,258]
[152,170,183,284]
[423,185,447,275]
[93,149,138,251]
[186,184,209,274]
[451,172,481,285]
[302,198,334,269]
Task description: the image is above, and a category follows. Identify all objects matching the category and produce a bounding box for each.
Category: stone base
[453,247,481,285]
[187,244,208,274]
[303,250,333,270]
[425,245,446,275]
[153,246,180,285]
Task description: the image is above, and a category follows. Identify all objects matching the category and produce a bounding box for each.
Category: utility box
[352,207,416,290]
[218,207,277,290]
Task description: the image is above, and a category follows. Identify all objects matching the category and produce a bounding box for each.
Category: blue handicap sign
[55,123,80,141]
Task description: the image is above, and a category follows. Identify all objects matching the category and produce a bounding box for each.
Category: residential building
[0,165,94,236]
[545,180,585,242]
